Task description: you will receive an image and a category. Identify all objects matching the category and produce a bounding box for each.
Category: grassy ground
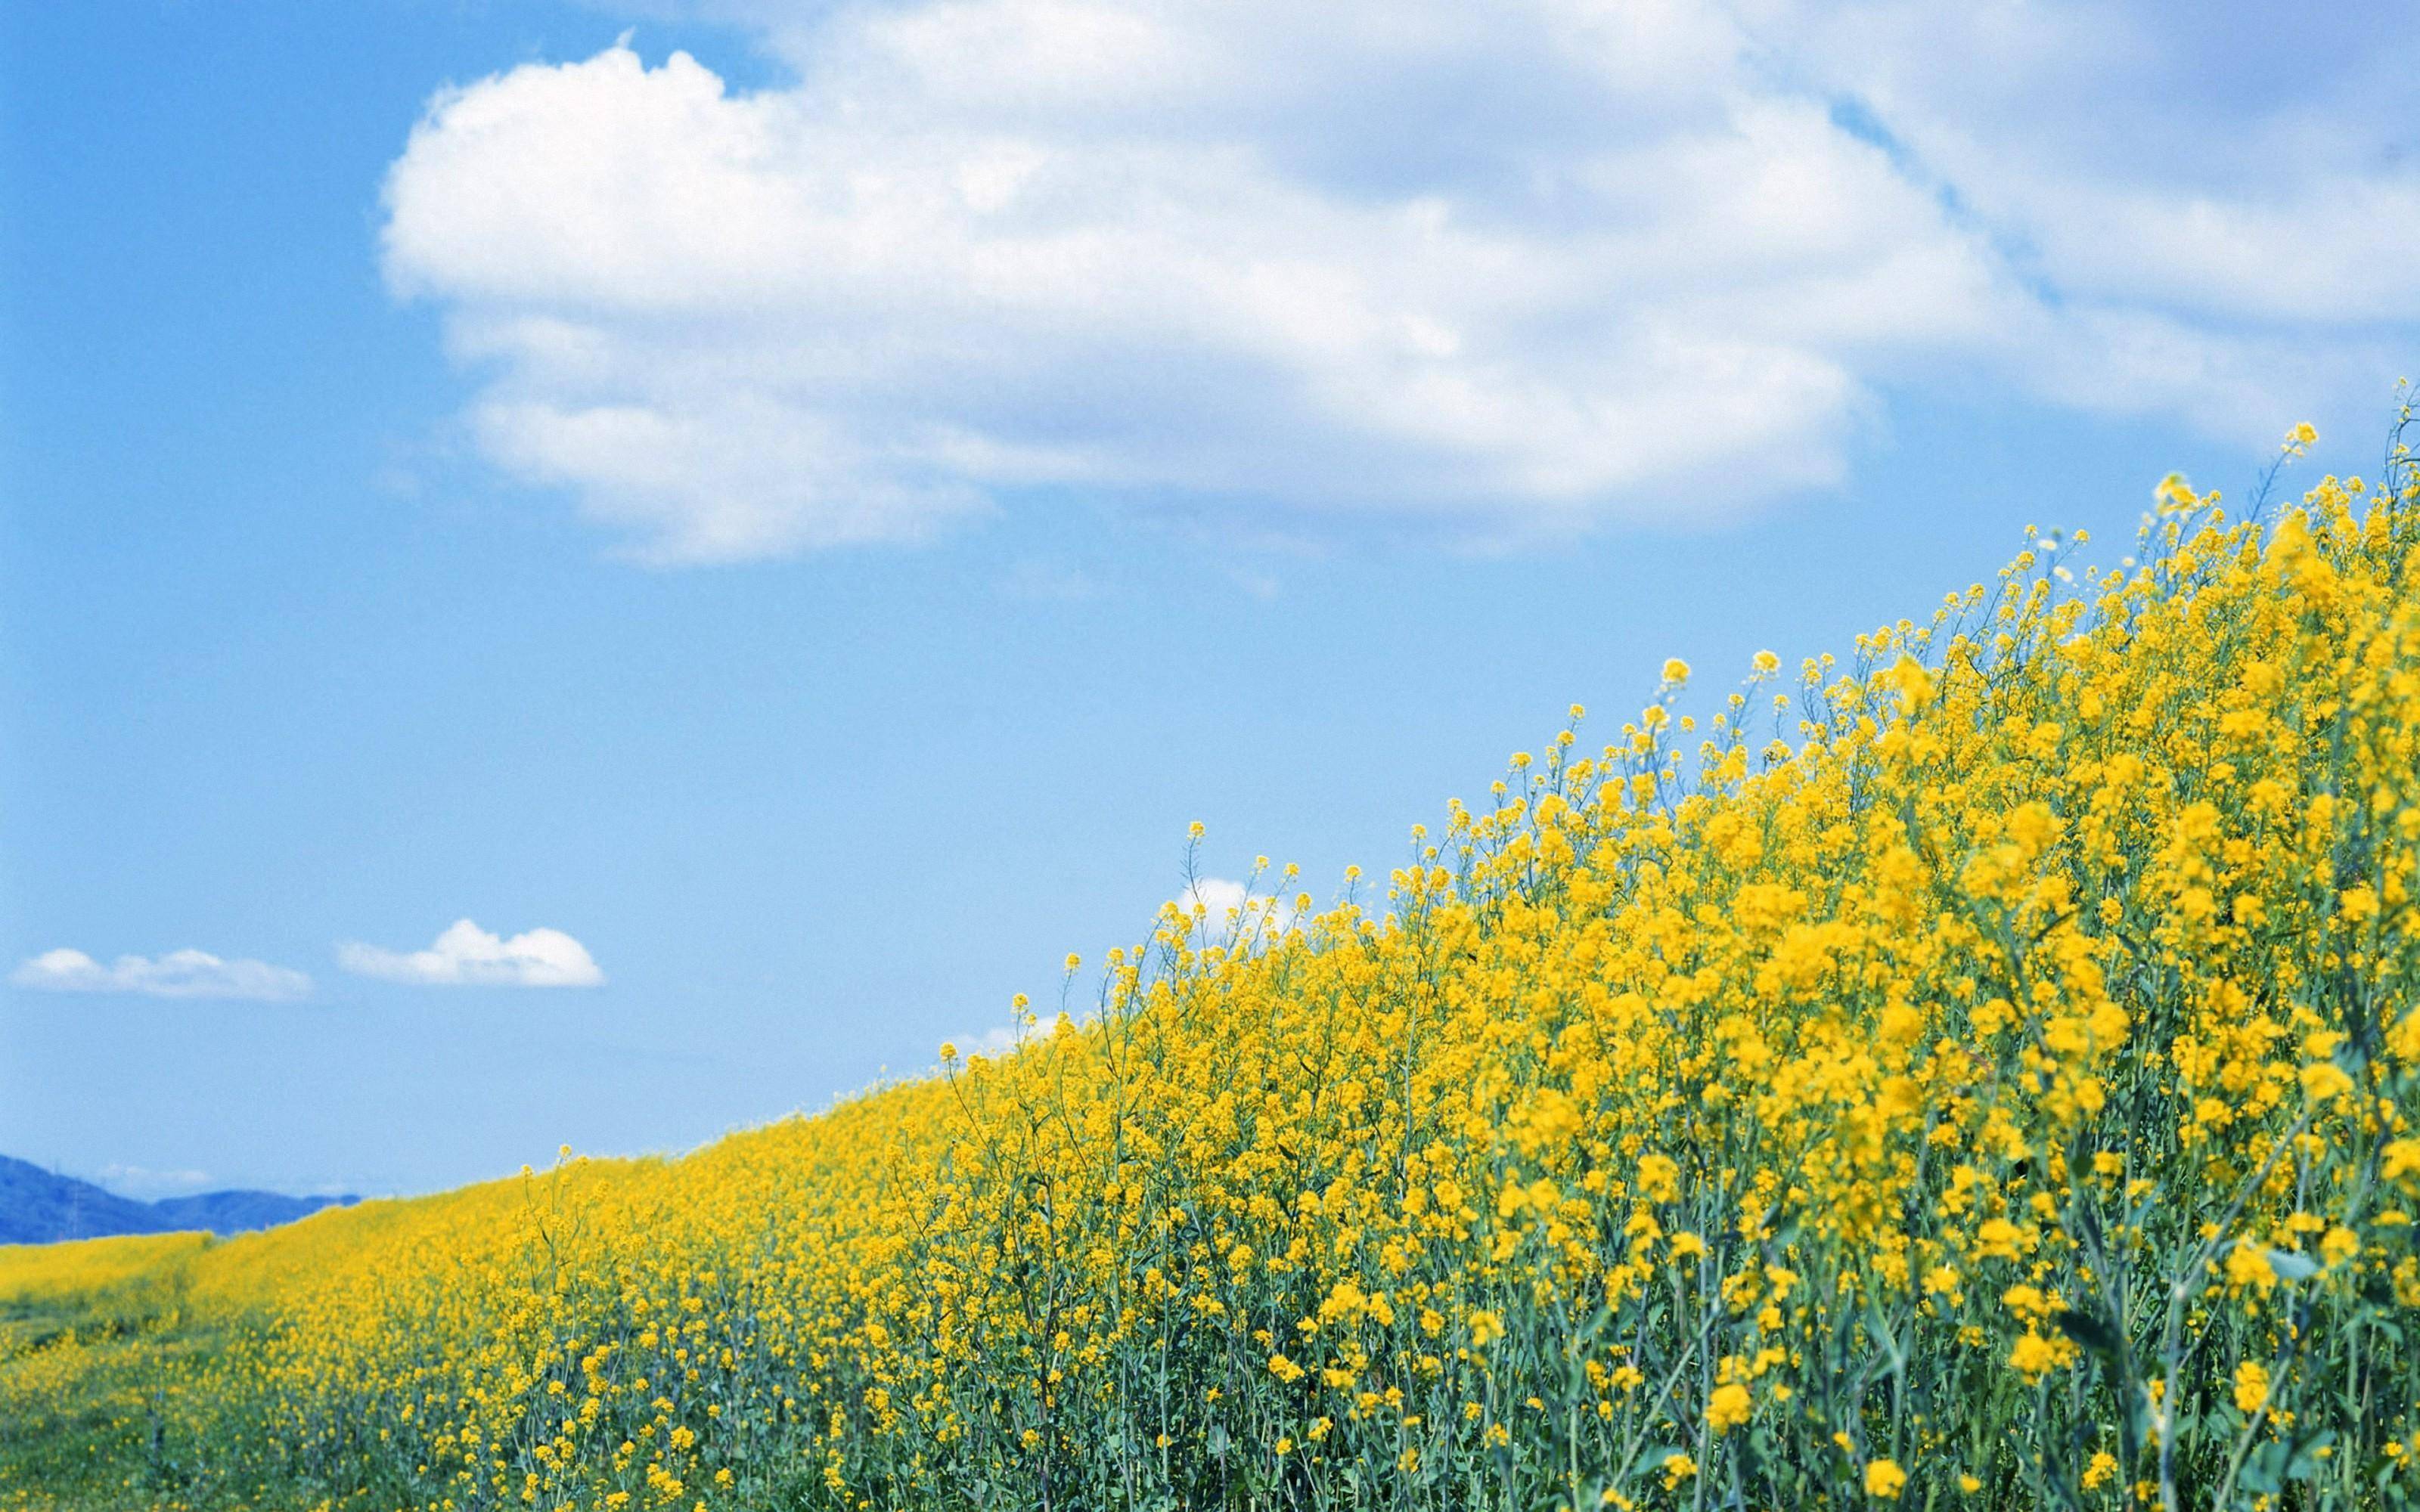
[0,1235,230,1511]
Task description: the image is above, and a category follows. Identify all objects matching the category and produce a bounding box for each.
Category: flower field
[8,414,2420,1510]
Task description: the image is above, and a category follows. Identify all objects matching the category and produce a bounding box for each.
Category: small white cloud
[947,1024,1025,1059]
[1174,877,1296,952]
[98,1163,213,1198]
[337,919,605,988]
[939,1015,1066,1065]
[9,947,312,1001]
[998,557,1103,602]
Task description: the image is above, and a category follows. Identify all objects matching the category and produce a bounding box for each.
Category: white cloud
[382,0,2420,562]
[1751,4,2420,319]
[945,1023,1025,1060]
[98,1163,214,1198]
[1173,876,1296,952]
[939,1013,1063,1064]
[934,875,1292,1066]
[8,947,313,1001]
[337,919,606,988]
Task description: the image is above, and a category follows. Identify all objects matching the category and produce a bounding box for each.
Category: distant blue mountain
[0,1155,355,1244]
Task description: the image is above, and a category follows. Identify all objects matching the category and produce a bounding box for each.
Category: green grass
[0,1238,234,1512]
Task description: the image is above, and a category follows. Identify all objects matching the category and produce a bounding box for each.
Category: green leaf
[2053,1307,2121,1359]
[1627,1446,1689,1480]
[2285,1430,2338,1483]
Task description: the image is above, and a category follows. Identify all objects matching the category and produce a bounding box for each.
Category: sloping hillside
[5,423,2419,1510]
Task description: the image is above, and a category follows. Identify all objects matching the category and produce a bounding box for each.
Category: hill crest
[0,1154,353,1244]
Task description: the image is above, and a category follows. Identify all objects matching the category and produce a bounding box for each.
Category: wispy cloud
[9,947,312,1001]
[939,1012,1063,1065]
[98,1163,213,1198]
[378,0,2417,563]
[942,1023,1026,1061]
[1174,876,1296,952]
[337,919,605,988]
[997,557,1104,603]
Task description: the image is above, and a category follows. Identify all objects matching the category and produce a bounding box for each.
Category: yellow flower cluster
[8,407,2420,1510]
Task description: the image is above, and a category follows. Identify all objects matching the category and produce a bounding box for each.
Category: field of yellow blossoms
[8,408,2420,1511]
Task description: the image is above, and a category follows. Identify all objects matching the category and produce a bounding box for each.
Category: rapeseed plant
[8,401,2420,1510]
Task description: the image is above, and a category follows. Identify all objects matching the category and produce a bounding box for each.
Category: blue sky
[4,0,2413,1201]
